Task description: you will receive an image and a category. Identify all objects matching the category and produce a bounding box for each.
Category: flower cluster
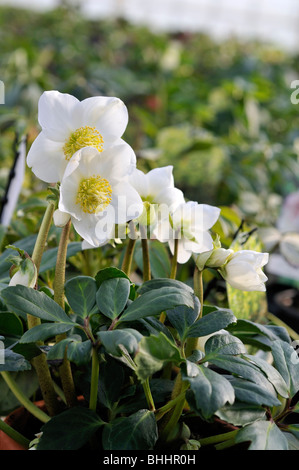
[27,90,269,292]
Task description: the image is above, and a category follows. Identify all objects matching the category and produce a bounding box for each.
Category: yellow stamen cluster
[63,126,104,161]
[76,175,112,214]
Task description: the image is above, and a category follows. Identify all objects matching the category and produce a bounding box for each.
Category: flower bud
[219,250,269,292]
[9,257,37,288]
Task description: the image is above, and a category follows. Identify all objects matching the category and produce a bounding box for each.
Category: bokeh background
[0,0,299,323]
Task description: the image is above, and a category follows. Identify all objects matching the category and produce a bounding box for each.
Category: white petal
[128,169,149,198]
[26,132,66,183]
[96,142,137,182]
[155,187,185,211]
[146,166,174,198]
[110,181,143,224]
[78,96,128,146]
[169,239,193,264]
[38,90,79,140]
[53,209,71,227]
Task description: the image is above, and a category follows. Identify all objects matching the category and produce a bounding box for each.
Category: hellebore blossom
[8,250,37,289]
[194,239,234,271]
[127,166,184,228]
[155,201,221,264]
[55,146,143,247]
[219,250,269,292]
[27,90,134,183]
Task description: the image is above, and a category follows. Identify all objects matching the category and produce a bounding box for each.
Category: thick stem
[140,225,151,282]
[54,220,77,408]
[1,371,50,424]
[184,268,204,358]
[142,379,155,411]
[28,201,59,416]
[170,237,179,280]
[121,238,136,277]
[193,267,203,317]
[198,430,238,447]
[89,347,100,412]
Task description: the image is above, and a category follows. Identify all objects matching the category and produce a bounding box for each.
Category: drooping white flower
[127,166,185,228]
[219,250,269,292]
[155,201,221,264]
[57,146,143,247]
[27,90,134,183]
[9,258,37,288]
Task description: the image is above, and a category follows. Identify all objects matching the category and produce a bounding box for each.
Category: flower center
[76,175,112,214]
[63,126,104,161]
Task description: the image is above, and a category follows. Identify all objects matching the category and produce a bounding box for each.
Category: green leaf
[137,278,193,295]
[229,377,281,407]
[187,309,237,339]
[0,310,23,337]
[120,286,195,323]
[47,337,92,366]
[182,361,235,419]
[235,421,288,450]
[1,285,73,323]
[134,332,183,382]
[99,360,125,410]
[37,407,104,450]
[244,354,289,398]
[166,302,199,342]
[65,276,97,318]
[20,323,74,343]
[95,267,131,287]
[203,333,247,361]
[97,329,143,357]
[271,339,299,397]
[0,348,31,372]
[102,410,158,450]
[96,277,130,320]
[207,355,279,398]
[287,424,299,440]
[39,242,82,274]
[216,402,266,427]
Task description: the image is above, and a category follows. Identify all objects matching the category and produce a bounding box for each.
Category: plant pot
[0,400,46,451]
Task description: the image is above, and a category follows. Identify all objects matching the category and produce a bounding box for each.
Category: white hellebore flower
[27,90,134,183]
[56,146,143,247]
[219,250,269,292]
[155,201,221,264]
[9,258,37,289]
[128,166,184,228]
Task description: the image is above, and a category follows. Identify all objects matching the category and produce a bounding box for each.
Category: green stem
[31,201,55,273]
[1,371,50,424]
[0,417,30,448]
[170,237,179,279]
[142,379,155,411]
[193,267,203,317]
[121,238,136,276]
[28,201,59,417]
[155,390,187,421]
[184,268,204,358]
[198,430,238,447]
[159,376,189,442]
[54,220,77,408]
[140,225,151,282]
[89,347,100,412]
